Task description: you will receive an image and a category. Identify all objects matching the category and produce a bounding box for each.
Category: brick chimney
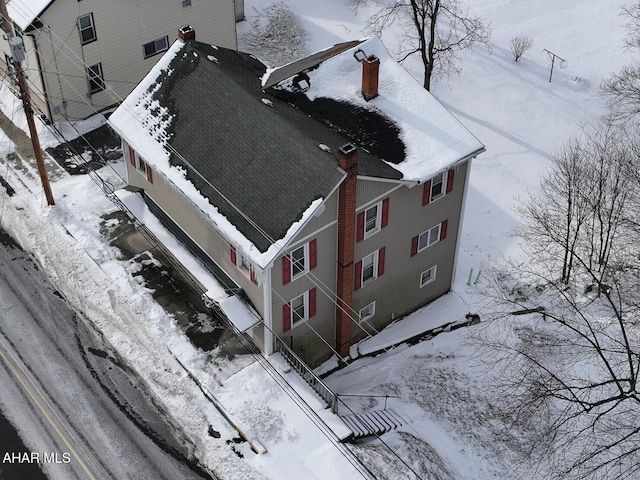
[336,143,358,359]
[361,55,380,101]
[178,25,196,42]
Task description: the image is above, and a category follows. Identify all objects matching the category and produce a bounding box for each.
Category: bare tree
[480,123,640,479]
[517,124,632,284]
[622,1,640,49]
[602,64,640,124]
[509,35,533,61]
[602,3,640,123]
[362,0,490,90]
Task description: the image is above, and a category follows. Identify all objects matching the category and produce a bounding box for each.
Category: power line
[5,7,389,354]
[3,6,437,476]
[9,5,439,430]
[8,0,432,389]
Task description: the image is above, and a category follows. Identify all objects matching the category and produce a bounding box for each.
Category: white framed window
[359,301,375,323]
[364,203,381,238]
[239,253,250,272]
[283,239,317,285]
[137,155,147,173]
[291,244,308,279]
[182,0,192,7]
[420,265,437,287]
[430,172,445,202]
[143,36,169,59]
[418,224,441,252]
[291,291,307,326]
[78,13,97,45]
[86,63,104,94]
[362,251,378,285]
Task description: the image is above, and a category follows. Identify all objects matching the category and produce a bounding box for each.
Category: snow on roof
[108,40,327,270]
[265,36,485,182]
[7,0,53,31]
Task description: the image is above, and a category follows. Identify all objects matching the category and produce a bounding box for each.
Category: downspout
[451,157,474,286]
[262,264,273,355]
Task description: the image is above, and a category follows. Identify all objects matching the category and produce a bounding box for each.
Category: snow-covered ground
[0,0,633,478]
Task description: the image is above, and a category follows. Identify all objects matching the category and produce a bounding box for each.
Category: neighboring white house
[1,0,242,121]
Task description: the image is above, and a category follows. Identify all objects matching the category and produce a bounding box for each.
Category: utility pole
[0,0,54,205]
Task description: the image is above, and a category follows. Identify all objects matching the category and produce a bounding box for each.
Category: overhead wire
[3,5,446,476]
[11,0,442,416]
[9,0,436,393]
[5,2,394,357]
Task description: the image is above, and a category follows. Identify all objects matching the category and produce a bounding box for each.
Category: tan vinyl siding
[351,161,469,341]
[271,222,337,366]
[356,178,399,207]
[125,144,265,316]
[270,161,468,362]
[289,192,338,247]
[31,0,237,121]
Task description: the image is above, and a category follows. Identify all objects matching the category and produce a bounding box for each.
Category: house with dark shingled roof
[108,27,485,367]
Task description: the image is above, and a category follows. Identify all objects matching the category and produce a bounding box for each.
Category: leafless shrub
[241,3,308,66]
[509,35,533,61]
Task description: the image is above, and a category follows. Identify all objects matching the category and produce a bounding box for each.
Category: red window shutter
[411,235,419,257]
[282,256,291,284]
[128,146,136,167]
[440,219,449,241]
[381,198,389,228]
[230,245,237,265]
[354,260,363,290]
[309,288,316,318]
[250,267,257,284]
[446,169,455,194]
[146,165,153,183]
[356,212,365,242]
[377,247,386,277]
[422,181,431,206]
[283,303,291,332]
[309,239,317,270]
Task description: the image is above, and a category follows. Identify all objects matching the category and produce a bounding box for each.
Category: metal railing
[273,337,338,413]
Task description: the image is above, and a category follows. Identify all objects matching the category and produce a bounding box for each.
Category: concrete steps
[340,408,406,440]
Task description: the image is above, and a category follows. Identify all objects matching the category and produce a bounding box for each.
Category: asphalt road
[0,228,216,480]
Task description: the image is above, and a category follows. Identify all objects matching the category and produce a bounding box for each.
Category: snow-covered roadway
[0,228,215,480]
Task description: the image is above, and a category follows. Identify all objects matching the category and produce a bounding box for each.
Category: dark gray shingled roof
[144,40,404,252]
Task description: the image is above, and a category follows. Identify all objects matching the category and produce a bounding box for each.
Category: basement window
[420,265,437,288]
[359,301,375,323]
[182,0,192,7]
